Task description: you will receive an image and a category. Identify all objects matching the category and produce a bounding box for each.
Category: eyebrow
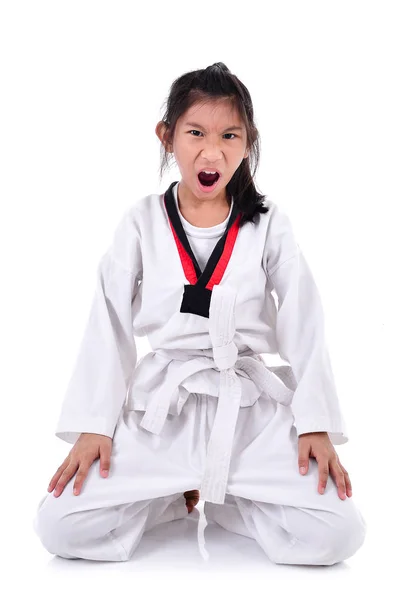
[184,122,243,132]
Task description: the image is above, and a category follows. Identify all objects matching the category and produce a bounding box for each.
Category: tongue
[198,172,219,186]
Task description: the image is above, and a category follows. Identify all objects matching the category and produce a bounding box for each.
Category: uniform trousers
[33,393,367,565]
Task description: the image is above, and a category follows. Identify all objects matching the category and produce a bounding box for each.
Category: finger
[317,460,330,494]
[53,464,78,498]
[47,460,69,492]
[338,460,353,497]
[297,441,310,475]
[73,464,91,496]
[331,461,347,500]
[100,447,111,478]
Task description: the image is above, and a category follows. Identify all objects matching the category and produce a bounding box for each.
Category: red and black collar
[163,181,242,318]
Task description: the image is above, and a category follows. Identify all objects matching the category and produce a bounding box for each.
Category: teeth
[201,170,217,174]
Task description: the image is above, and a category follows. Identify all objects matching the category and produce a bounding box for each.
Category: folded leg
[213,394,368,565]
[33,403,204,561]
[34,488,188,561]
[205,492,367,566]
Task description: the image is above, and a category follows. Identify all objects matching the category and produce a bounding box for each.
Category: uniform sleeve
[55,207,143,445]
[263,204,349,445]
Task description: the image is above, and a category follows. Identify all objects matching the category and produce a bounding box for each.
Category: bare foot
[184,489,200,513]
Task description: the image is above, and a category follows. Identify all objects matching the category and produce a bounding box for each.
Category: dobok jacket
[55,181,348,504]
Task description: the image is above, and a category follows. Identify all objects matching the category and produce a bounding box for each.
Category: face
[156,99,249,206]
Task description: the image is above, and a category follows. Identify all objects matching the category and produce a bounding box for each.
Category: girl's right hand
[47,433,113,497]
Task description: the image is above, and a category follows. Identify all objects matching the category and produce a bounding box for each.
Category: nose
[200,139,224,162]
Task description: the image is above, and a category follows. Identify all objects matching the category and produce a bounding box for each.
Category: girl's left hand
[298,432,352,501]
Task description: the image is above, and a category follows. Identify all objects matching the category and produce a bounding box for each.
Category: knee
[33,493,131,562]
[33,494,77,558]
[33,492,107,560]
[271,500,368,567]
[314,502,368,565]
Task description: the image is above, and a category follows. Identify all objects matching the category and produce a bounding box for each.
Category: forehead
[179,99,243,129]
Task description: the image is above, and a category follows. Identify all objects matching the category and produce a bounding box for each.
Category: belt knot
[212,341,238,370]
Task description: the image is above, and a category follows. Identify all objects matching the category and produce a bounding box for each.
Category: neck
[177,181,230,211]
[177,181,231,228]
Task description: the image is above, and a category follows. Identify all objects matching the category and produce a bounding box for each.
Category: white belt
[137,284,295,560]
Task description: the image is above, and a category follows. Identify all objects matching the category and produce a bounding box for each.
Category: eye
[188,130,237,139]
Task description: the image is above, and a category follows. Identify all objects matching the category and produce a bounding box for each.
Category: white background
[1,0,398,597]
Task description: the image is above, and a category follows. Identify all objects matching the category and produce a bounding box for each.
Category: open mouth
[197,171,220,189]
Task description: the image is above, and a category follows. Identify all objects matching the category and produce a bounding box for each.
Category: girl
[33,62,367,565]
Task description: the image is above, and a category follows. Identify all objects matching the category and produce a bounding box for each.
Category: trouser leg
[222,396,368,566]
[33,491,188,562]
[204,494,254,539]
[205,493,367,566]
[33,399,205,562]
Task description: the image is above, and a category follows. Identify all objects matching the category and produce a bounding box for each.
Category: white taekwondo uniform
[33,181,367,565]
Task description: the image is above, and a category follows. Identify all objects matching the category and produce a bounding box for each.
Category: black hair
[157,62,270,226]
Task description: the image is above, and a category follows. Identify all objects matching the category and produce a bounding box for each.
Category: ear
[155,120,173,153]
